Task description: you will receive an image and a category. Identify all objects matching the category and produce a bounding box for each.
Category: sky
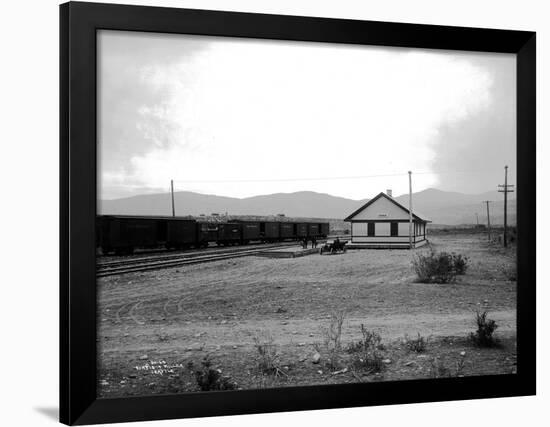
[97,30,516,201]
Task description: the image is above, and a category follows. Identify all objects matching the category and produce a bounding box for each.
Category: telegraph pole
[498,165,514,247]
[483,201,492,241]
[170,179,176,217]
[408,171,413,249]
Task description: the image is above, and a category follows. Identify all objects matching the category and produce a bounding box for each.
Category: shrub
[451,253,469,275]
[412,250,469,283]
[469,311,499,347]
[322,310,346,370]
[404,333,427,353]
[430,354,467,378]
[429,357,451,378]
[346,325,384,374]
[455,354,466,377]
[253,336,286,377]
[194,357,236,391]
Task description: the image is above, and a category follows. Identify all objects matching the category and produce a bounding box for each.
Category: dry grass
[322,310,346,371]
[97,233,517,397]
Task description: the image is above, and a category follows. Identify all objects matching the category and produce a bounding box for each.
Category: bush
[253,336,286,377]
[404,333,427,353]
[451,254,469,275]
[429,357,451,378]
[430,354,467,378]
[412,250,469,283]
[455,353,466,377]
[346,325,384,374]
[469,311,499,347]
[194,357,236,391]
[322,310,346,370]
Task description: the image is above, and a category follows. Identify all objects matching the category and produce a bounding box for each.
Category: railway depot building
[344,191,430,249]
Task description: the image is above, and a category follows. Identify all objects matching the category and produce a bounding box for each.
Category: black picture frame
[60,1,536,425]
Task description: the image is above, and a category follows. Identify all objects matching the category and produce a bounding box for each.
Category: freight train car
[197,222,219,247]
[306,223,330,238]
[279,222,295,240]
[98,215,168,254]
[240,221,261,244]
[295,223,309,238]
[308,223,320,238]
[97,215,330,255]
[319,222,330,237]
[166,218,197,249]
[319,222,330,238]
[261,222,280,242]
[217,223,241,245]
[98,215,164,254]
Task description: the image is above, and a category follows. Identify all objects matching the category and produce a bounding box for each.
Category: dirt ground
[97,232,517,397]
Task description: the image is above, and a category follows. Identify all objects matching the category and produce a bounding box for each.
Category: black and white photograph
[96,30,519,397]
[2,0,546,426]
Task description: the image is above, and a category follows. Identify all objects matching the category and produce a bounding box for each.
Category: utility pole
[170,179,175,217]
[498,165,514,247]
[408,171,413,249]
[483,201,492,241]
[475,212,479,226]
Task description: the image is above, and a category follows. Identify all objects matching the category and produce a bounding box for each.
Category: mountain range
[98,188,515,226]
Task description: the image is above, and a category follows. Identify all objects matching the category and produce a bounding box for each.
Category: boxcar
[217,223,242,245]
[308,223,320,237]
[197,222,219,247]
[240,221,261,243]
[295,222,308,238]
[279,222,295,240]
[166,218,197,249]
[261,222,280,242]
[98,215,167,254]
[319,222,330,237]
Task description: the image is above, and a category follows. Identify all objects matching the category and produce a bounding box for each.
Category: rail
[97,242,299,277]
[96,235,349,277]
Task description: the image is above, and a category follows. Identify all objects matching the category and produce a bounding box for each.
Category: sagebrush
[412,250,469,283]
[253,335,286,377]
[346,324,385,374]
[194,357,236,391]
[429,357,451,378]
[469,311,499,347]
[404,333,427,353]
[322,310,346,370]
[451,253,469,275]
[430,354,467,378]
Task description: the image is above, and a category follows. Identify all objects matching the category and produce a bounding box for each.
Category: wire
[171,169,500,184]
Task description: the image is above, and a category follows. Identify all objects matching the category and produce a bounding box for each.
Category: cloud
[428,54,516,193]
[97,31,208,189]
[98,32,515,200]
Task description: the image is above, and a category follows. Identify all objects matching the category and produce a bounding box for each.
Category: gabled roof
[344,192,431,222]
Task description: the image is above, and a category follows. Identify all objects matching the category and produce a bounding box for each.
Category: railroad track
[97,241,300,268]
[96,242,299,277]
[96,235,349,278]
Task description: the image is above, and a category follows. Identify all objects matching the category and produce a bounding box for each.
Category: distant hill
[99,188,515,226]
[99,191,367,219]
[392,188,516,225]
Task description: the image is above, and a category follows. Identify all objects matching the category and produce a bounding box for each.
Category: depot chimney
[386,189,393,197]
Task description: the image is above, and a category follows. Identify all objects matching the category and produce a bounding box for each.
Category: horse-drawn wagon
[320,238,348,255]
